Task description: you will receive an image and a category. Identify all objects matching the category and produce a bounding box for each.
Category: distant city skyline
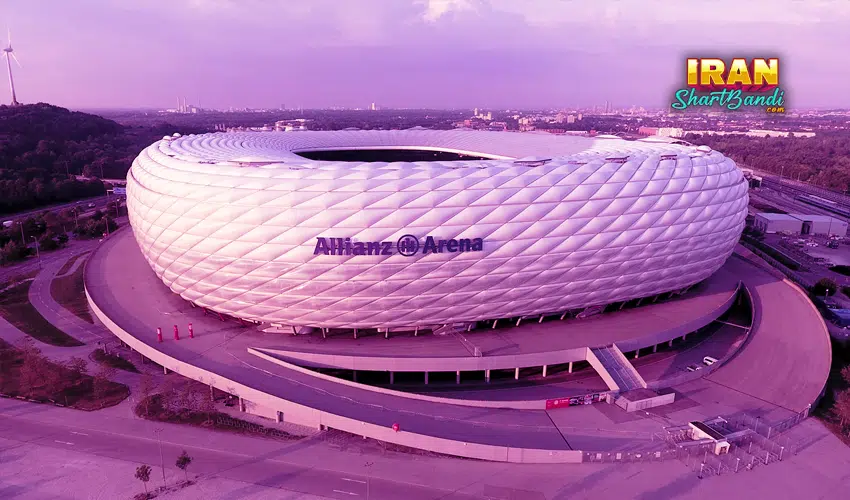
[4,0,850,110]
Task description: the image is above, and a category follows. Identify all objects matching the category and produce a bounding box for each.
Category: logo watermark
[671,58,785,113]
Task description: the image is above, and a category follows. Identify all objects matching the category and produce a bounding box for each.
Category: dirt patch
[49,258,94,324]
[0,280,84,346]
[0,339,128,410]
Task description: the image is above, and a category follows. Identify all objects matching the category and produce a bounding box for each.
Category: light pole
[30,236,41,269]
[364,461,373,500]
[154,428,167,488]
[18,221,25,245]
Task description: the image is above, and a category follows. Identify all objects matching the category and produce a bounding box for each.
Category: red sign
[546,393,604,410]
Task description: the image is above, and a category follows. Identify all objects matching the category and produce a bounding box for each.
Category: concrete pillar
[538,315,545,323]
[560,311,568,320]
[516,317,522,327]
[542,365,548,378]
[276,411,283,423]
[456,371,461,384]
[322,328,327,339]
[163,367,168,375]
[353,329,358,339]
[635,348,640,359]
[414,327,419,337]
[492,319,498,329]
[424,372,429,385]
[239,397,245,412]
[485,370,490,383]
[514,367,520,380]
[384,329,389,339]
[683,333,688,341]
[668,340,673,347]
[653,344,658,353]
[568,362,573,373]
[353,371,358,383]
[389,372,394,384]
[209,384,215,402]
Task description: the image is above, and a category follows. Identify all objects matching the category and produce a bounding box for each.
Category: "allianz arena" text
[313,236,485,256]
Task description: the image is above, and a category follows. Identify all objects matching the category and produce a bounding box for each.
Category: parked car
[703,356,718,366]
[686,364,702,372]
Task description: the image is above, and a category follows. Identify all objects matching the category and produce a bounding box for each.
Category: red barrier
[173,325,179,340]
[188,323,194,338]
[156,327,163,343]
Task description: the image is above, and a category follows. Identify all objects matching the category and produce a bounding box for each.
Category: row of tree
[134,450,193,498]
[686,131,850,193]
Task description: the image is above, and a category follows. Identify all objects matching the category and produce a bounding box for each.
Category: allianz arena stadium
[126,130,749,331]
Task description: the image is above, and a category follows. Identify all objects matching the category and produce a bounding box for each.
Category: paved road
[0,195,111,222]
[0,398,487,500]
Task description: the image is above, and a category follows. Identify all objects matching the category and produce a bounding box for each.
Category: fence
[581,407,808,467]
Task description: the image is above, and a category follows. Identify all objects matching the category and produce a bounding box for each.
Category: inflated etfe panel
[127,130,748,328]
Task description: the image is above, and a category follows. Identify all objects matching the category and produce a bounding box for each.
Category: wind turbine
[3,29,21,106]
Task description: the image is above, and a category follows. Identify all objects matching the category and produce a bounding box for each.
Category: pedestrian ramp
[588,344,647,392]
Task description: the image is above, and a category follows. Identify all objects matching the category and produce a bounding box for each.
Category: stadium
[84,129,830,463]
[125,130,749,332]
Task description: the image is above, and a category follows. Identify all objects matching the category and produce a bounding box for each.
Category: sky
[2,0,848,110]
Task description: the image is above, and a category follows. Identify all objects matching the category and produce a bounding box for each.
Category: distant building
[638,127,683,138]
[753,213,848,236]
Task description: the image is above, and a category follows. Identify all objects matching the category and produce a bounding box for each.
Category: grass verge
[56,251,90,276]
[90,348,139,373]
[0,339,128,410]
[0,280,84,346]
[50,258,94,324]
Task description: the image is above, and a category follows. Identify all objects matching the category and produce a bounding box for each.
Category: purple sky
[4,0,848,110]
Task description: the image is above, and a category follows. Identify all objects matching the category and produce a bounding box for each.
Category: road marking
[341,478,366,484]
[333,490,359,496]
[54,440,74,445]
[71,432,89,436]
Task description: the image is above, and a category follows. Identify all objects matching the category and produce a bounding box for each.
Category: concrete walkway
[28,249,110,345]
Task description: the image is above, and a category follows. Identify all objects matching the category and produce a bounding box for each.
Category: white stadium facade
[125,130,749,332]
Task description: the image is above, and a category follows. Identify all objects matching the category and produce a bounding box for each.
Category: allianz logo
[313,234,484,257]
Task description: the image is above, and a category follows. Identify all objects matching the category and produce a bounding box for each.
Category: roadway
[0,398,486,500]
[0,194,112,222]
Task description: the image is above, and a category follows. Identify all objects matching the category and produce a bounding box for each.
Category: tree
[832,389,850,432]
[175,450,193,482]
[842,364,850,386]
[813,277,838,297]
[56,233,69,246]
[135,464,152,497]
[138,372,155,417]
[37,234,59,252]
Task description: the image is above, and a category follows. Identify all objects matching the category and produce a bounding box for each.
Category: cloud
[417,0,481,22]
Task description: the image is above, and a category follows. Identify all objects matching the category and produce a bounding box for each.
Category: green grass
[49,259,94,324]
[0,281,84,347]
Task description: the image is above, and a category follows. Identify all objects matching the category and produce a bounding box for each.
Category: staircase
[588,345,646,392]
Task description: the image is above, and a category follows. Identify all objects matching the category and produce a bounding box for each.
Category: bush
[73,217,118,239]
[37,235,59,252]
[814,278,839,297]
[0,240,32,265]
